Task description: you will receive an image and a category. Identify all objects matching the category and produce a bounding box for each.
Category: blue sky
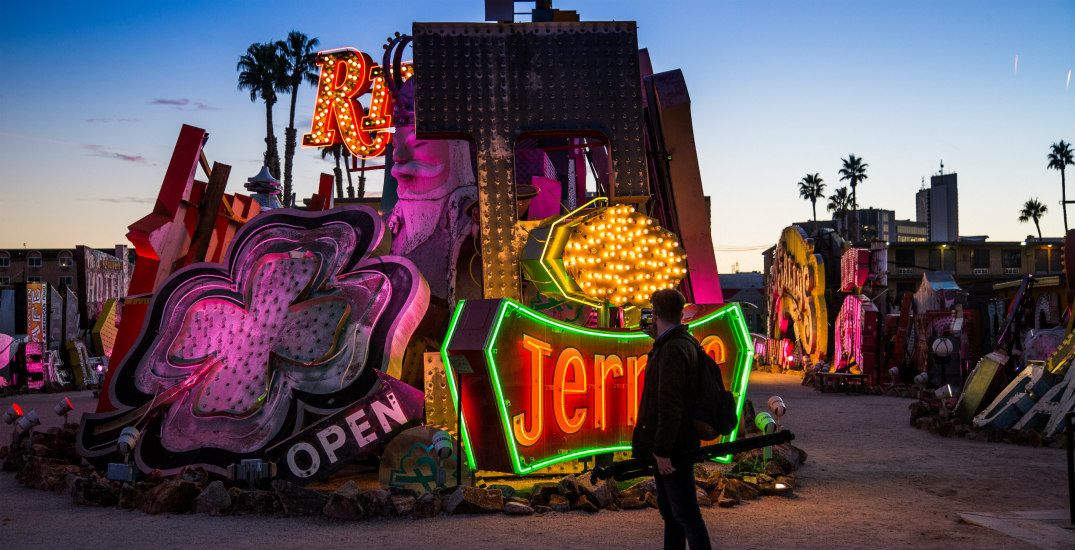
[1,1,1072,272]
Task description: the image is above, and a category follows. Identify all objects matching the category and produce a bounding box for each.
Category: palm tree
[341,145,355,198]
[826,186,855,238]
[1019,198,1048,240]
[1048,140,1074,232]
[237,43,285,180]
[277,31,321,207]
[321,143,345,199]
[838,154,869,241]
[797,173,826,235]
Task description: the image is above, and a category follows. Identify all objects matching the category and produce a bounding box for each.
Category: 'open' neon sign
[441,299,753,474]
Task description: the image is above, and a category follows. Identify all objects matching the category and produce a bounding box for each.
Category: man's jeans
[655,464,712,550]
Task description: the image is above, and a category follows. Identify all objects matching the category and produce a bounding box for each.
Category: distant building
[0,249,77,289]
[916,172,959,241]
[855,208,895,242]
[719,272,766,333]
[916,185,930,228]
[886,238,1061,300]
[893,219,929,242]
[0,245,134,330]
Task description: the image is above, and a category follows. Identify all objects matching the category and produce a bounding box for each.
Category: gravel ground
[0,372,1067,549]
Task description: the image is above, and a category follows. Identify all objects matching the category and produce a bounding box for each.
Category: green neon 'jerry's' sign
[441,299,753,475]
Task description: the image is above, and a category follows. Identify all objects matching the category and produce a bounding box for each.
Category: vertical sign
[26,282,47,346]
[76,246,133,327]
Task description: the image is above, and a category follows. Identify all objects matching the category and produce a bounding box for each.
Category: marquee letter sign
[767,226,828,366]
[77,206,428,475]
[441,299,753,474]
[302,48,413,159]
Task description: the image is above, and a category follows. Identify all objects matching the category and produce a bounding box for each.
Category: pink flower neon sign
[78,206,428,475]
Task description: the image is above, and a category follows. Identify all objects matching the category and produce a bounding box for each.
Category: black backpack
[688,340,738,439]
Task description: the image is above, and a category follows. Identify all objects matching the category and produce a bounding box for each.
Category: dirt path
[0,372,1065,549]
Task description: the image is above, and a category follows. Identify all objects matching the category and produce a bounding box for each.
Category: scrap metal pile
[910,230,1075,443]
[2,10,805,519]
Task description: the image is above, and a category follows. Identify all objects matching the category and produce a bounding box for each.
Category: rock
[557,474,581,501]
[696,487,713,507]
[392,494,417,516]
[696,472,724,492]
[142,479,200,514]
[413,492,441,518]
[571,495,599,513]
[547,493,571,513]
[229,489,279,515]
[118,484,143,510]
[443,485,505,514]
[504,501,534,516]
[763,461,786,477]
[179,466,211,488]
[323,482,365,521]
[195,481,232,516]
[487,483,517,499]
[71,476,119,507]
[644,491,659,509]
[627,477,657,495]
[360,488,395,517]
[271,480,328,516]
[587,480,618,509]
[775,474,797,489]
[717,487,740,508]
[734,479,760,500]
[529,482,561,507]
[533,505,552,514]
[618,494,648,510]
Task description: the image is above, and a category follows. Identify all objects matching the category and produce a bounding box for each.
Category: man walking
[632,289,712,550]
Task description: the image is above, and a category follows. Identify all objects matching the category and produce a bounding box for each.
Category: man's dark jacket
[631,324,700,459]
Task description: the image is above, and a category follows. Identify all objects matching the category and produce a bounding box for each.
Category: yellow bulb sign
[522,201,688,311]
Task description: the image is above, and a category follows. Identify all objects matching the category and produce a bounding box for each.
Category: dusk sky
[1,0,1072,273]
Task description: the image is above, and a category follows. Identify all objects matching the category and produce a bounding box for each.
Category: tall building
[916,171,959,241]
[916,184,930,228]
[929,173,959,241]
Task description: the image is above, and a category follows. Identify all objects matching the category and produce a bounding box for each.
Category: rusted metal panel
[412,22,650,299]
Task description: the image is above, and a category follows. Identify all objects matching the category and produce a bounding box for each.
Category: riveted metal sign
[266,370,424,483]
[412,22,650,300]
[441,299,753,474]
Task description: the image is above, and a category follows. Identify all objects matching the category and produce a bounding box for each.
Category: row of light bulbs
[562,205,688,307]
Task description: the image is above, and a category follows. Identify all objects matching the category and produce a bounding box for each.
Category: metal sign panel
[78,206,429,476]
[442,299,753,474]
[26,283,47,346]
[266,370,424,484]
[413,22,650,300]
[76,246,133,327]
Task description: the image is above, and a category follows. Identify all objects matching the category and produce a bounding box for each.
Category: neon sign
[441,299,753,474]
[523,201,687,311]
[767,226,827,365]
[301,47,413,159]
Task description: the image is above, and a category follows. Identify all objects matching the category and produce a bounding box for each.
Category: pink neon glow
[833,295,866,371]
[840,248,870,292]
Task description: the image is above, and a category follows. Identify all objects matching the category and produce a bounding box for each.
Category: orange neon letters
[553,348,588,434]
[509,335,648,446]
[626,355,647,427]
[512,335,550,447]
[594,354,623,430]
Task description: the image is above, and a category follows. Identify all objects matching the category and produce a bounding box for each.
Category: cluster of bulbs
[302,50,412,159]
[561,205,687,308]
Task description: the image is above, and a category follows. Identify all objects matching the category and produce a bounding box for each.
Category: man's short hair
[651,288,686,324]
